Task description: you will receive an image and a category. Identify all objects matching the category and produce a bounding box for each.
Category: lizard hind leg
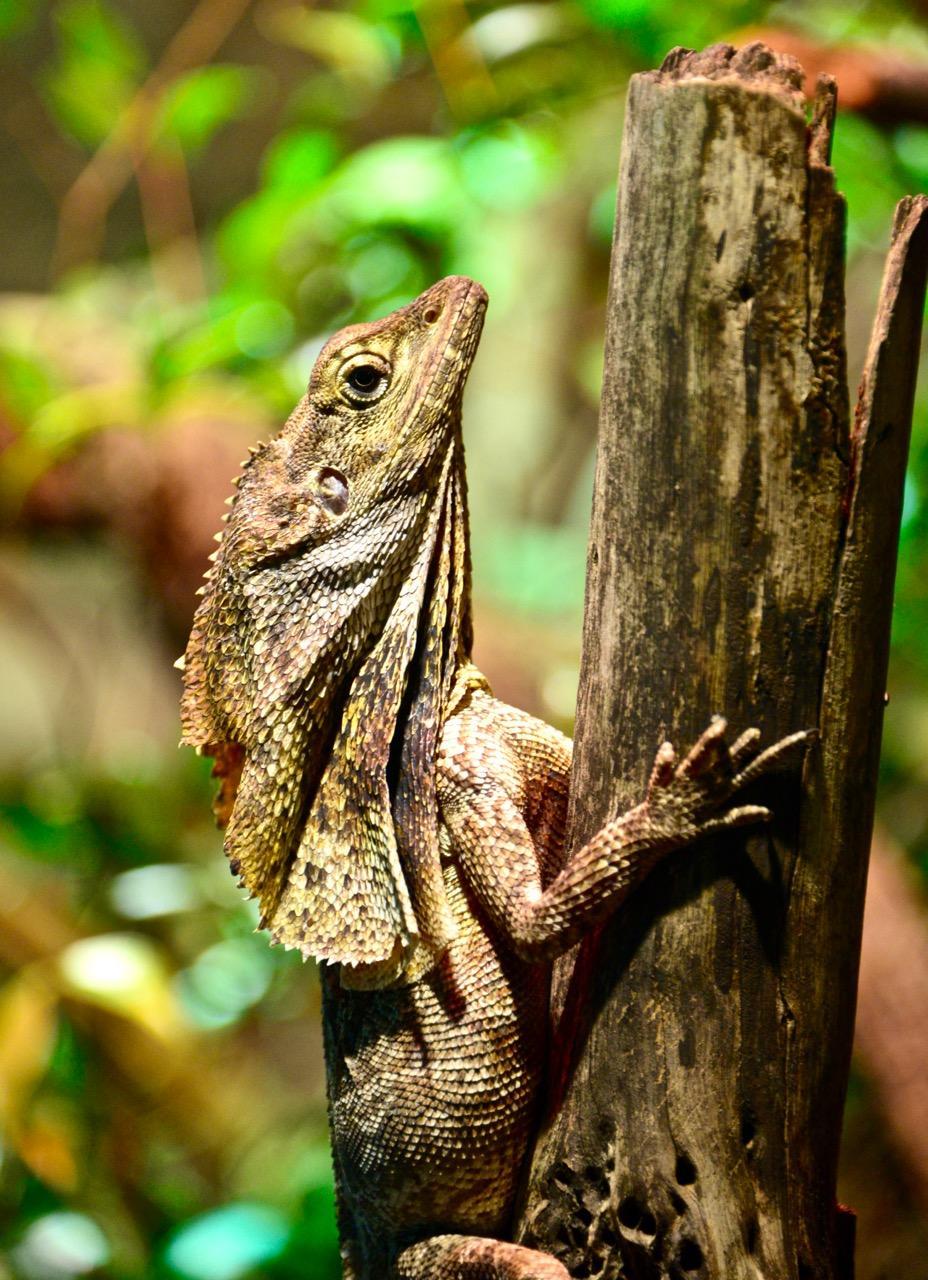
[395,1236,569,1280]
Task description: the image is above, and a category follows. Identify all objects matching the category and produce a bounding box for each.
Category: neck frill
[185,437,475,988]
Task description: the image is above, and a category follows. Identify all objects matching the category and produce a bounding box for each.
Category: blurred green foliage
[0,0,927,1277]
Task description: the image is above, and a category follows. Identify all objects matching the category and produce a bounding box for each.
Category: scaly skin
[180,276,806,1279]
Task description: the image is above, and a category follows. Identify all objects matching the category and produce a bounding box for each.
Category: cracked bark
[516,43,928,1280]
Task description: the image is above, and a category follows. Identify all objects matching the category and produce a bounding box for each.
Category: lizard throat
[194,445,472,987]
[181,278,485,988]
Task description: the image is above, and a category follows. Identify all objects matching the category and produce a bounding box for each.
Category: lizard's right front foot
[395,1235,569,1280]
[641,717,811,843]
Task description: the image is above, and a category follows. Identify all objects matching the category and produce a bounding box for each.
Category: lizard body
[181,276,805,1279]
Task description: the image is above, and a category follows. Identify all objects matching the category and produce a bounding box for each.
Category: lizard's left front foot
[395,1234,569,1280]
[642,717,812,842]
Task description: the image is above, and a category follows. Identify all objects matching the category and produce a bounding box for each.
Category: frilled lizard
[180,276,806,1279]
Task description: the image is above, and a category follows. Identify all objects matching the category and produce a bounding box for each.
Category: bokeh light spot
[175,937,275,1029]
[164,1204,289,1280]
[234,301,294,359]
[110,863,200,919]
[12,1212,109,1278]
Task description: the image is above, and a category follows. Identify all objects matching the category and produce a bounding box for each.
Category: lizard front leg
[442,717,807,963]
[395,1235,569,1279]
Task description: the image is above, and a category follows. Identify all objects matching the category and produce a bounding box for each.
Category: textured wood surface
[516,43,927,1279]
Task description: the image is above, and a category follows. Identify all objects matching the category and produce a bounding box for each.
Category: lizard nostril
[423,306,441,324]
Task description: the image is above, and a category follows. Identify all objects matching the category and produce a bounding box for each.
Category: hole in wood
[738,281,755,302]
[678,1239,704,1271]
[675,1153,697,1185]
[583,1164,610,1200]
[617,1195,656,1238]
[617,1196,642,1230]
[600,1224,618,1249]
[745,1217,759,1254]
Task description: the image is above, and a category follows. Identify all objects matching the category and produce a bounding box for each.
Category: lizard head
[181,276,487,984]
[216,275,487,574]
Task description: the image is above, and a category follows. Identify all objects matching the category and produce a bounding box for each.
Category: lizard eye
[339,354,390,407]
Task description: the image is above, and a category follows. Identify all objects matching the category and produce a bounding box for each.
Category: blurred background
[0,0,927,1276]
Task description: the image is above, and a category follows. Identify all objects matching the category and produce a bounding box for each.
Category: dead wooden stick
[517,42,927,1278]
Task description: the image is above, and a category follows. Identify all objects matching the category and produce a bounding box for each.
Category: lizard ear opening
[315,467,349,516]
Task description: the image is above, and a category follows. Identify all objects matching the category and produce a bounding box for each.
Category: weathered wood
[516,43,928,1279]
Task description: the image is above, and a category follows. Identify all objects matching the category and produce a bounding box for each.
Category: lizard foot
[643,717,812,842]
[395,1234,569,1280]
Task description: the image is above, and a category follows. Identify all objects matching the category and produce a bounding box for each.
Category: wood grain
[516,43,927,1279]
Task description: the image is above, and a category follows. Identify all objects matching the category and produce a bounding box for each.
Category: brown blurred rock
[20,413,258,640]
[737,28,928,124]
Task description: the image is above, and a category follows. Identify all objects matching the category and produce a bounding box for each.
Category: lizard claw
[679,715,728,778]
[729,726,761,769]
[642,721,813,844]
[648,740,677,792]
[731,728,814,792]
[699,803,772,838]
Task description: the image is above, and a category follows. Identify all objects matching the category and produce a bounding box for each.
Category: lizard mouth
[411,275,488,409]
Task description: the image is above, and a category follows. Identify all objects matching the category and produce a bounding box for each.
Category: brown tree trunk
[516,43,928,1279]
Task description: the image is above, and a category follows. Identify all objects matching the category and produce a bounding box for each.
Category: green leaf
[575,0,757,61]
[830,113,904,256]
[150,290,295,382]
[261,7,397,88]
[589,182,617,245]
[0,347,60,423]
[261,128,340,193]
[42,0,145,146]
[344,233,424,301]
[215,190,304,284]
[456,122,560,211]
[325,136,463,233]
[154,65,263,155]
[0,0,38,40]
[894,124,928,190]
